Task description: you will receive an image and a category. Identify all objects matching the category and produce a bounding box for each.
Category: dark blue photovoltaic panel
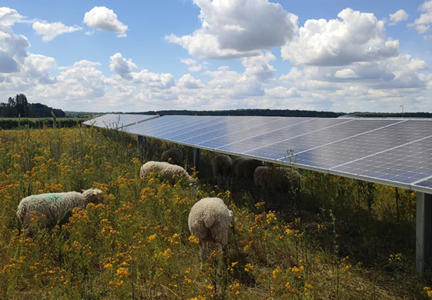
[83,114,157,129]
[415,178,432,189]
[105,115,432,193]
[223,119,398,155]
[125,115,204,137]
[243,118,353,159]
[193,117,312,148]
[333,136,432,184]
[288,120,432,169]
[169,117,229,141]
[160,116,228,140]
[180,117,289,146]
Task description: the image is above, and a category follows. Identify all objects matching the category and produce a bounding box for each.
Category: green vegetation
[138,108,343,118]
[1,94,65,118]
[0,118,85,129]
[0,127,430,298]
[351,112,432,118]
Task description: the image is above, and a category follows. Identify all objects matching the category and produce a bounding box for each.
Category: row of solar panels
[84,114,432,194]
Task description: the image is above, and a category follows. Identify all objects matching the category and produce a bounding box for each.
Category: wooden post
[193,148,200,171]
[416,192,432,274]
[51,111,57,128]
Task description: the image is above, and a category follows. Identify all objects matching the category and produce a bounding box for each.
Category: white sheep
[188,197,233,262]
[211,154,232,186]
[254,166,301,194]
[232,157,262,181]
[16,188,103,235]
[161,147,183,165]
[140,161,194,185]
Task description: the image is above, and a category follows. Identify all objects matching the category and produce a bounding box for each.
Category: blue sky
[0,1,431,112]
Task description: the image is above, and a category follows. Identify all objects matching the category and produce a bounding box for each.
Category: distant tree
[15,94,29,117]
[7,97,15,107]
[0,94,65,118]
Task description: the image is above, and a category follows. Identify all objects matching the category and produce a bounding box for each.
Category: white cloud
[167,0,298,59]
[0,7,23,28]
[0,50,18,73]
[389,9,408,25]
[282,8,399,66]
[83,6,127,37]
[109,53,137,80]
[178,73,203,89]
[334,68,357,79]
[31,60,106,107]
[277,51,431,112]
[180,58,207,72]
[131,70,175,89]
[413,0,432,34]
[22,54,56,84]
[265,86,298,98]
[242,51,275,82]
[32,21,81,41]
[0,8,29,73]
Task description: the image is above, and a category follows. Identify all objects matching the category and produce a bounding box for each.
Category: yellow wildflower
[147,233,157,242]
[272,267,281,279]
[266,211,277,224]
[244,263,253,272]
[116,267,130,278]
[188,235,199,244]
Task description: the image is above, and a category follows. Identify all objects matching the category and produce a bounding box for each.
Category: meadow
[0,126,430,299]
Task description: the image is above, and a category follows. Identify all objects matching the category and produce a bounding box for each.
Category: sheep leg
[216,242,223,256]
[199,240,208,263]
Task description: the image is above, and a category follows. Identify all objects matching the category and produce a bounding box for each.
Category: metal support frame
[137,135,146,147]
[193,148,200,170]
[416,192,432,274]
[137,136,146,160]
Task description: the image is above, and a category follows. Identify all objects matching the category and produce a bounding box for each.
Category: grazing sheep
[232,157,262,181]
[140,161,194,185]
[161,147,183,165]
[16,188,103,235]
[211,154,232,185]
[188,197,233,262]
[254,166,302,194]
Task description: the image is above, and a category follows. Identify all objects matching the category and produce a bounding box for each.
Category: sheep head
[82,188,103,203]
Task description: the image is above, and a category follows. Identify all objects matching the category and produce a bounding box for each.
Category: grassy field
[0,127,430,299]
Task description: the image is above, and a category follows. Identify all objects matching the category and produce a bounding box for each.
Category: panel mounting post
[137,135,146,147]
[137,135,146,160]
[193,148,200,171]
[416,192,432,274]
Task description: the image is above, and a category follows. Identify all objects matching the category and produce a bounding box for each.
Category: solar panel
[332,135,432,185]
[92,114,432,273]
[415,177,432,190]
[119,115,432,193]
[83,114,158,129]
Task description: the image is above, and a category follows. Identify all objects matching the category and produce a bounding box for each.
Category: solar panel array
[83,114,157,129]
[85,114,432,194]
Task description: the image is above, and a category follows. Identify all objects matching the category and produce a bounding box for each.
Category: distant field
[0,127,429,298]
[0,117,87,129]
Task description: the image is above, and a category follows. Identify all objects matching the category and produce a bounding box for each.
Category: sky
[0,1,431,113]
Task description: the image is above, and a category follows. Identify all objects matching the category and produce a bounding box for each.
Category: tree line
[138,108,343,118]
[0,94,65,118]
